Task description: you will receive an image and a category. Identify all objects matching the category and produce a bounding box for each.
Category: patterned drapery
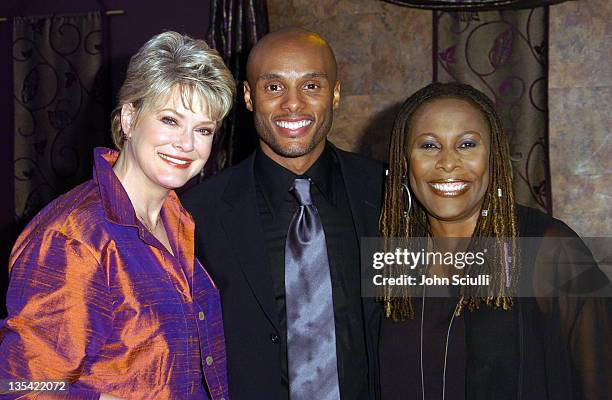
[435,8,552,212]
[13,12,110,224]
[205,0,269,176]
[383,0,567,11]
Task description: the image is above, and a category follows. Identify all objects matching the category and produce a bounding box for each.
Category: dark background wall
[1,0,212,98]
[1,0,212,315]
[267,0,612,240]
[2,1,610,314]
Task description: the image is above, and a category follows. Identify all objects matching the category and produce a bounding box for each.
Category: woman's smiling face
[407,97,491,227]
[120,88,217,192]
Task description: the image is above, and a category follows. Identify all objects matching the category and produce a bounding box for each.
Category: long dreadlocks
[380,82,519,320]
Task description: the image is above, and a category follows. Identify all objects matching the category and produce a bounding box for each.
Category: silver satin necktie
[285,178,340,400]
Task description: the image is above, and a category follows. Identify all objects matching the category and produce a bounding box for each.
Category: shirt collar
[93,147,140,227]
[254,141,336,215]
[93,147,196,269]
[92,147,190,229]
[306,142,335,203]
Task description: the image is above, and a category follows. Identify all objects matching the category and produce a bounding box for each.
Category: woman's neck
[428,212,479,238]
[112,149,168,227]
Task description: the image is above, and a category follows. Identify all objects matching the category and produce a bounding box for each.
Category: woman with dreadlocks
[378,82,611,400]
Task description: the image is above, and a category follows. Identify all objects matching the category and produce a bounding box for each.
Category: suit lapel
[334,145,383,372]
[215,147,382,335]
[218,154,280,331]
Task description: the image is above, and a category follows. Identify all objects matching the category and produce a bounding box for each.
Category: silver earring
[401,180,413,216]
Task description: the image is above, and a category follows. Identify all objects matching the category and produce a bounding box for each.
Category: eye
[196,127,214,137]
[459,140,477,149]
[266,83,283,92]
[419,141,439,150]
[161,116,178,126]
[303,82,320,90]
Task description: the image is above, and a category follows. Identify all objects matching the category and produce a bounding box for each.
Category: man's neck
[259,140,326,175]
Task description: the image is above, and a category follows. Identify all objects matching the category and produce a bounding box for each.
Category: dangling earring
[401,177,412,216]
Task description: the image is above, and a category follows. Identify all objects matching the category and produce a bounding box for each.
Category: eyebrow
[411,130,485,142]
[157,108,217,126]
[258,72,329,81]
[158,108,184,118]
[459,130,484,137]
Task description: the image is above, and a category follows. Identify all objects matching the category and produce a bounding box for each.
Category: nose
[173,128,194,153]
[280,87,304,114]
[436,148,461,172]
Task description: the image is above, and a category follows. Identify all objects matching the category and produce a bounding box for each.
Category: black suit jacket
[182,143,384,400]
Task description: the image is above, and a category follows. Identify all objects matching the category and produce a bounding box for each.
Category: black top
[181,142,384,400]
[380,205,612,400]
[254,144,369,400]
[381,296,467,400]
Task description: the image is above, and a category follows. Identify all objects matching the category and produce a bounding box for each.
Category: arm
[564,295,612,400]
[99,394,125,400]
[0,229,114,399]
[556,239,612,400]
[534,223,612,400]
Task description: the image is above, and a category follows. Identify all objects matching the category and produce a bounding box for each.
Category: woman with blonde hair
[0,31,235,399]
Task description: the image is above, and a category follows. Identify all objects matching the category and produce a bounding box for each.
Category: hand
[100,394,125,400]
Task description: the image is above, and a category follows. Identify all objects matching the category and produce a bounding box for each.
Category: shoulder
[332,145,385,182]
[516,206,612,300]
[20,180,104,238]
[516,204,579,238]
[181,155,253,213]
[11,180,105,266]
[333,145,385,171]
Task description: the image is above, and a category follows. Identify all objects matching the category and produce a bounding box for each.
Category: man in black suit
[182,27,383,400]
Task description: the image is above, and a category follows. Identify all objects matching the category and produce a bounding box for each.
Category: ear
[120,103,136,138]
[332,80,341,109]
[243,81,254,112]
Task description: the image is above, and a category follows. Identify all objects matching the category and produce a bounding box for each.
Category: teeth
[158,153,189,165]
[431,182,468,192]
[275,120,312,130]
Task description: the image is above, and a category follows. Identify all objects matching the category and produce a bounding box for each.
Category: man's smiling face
[244,30,340,171]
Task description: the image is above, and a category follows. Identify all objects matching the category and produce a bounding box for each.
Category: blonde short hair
[110,31,236,149]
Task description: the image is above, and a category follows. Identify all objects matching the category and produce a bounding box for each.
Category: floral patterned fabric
[435,7,552,212]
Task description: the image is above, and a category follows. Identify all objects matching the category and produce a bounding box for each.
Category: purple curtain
[434,8,552,213]
[384,0,555,213]
[205,0,269,176]
[383,0,566,11]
